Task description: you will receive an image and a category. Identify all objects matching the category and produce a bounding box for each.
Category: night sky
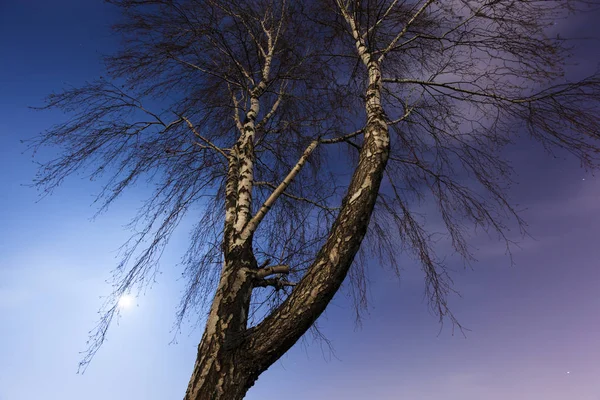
[1,1,600,399]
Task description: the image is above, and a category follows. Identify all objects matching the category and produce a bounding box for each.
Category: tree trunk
[184,245,258,400]
[185,337,257,399]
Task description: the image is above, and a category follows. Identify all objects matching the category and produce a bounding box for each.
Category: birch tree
[32,0,600,398]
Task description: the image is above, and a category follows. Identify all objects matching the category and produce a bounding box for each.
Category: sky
[1,1,600,399]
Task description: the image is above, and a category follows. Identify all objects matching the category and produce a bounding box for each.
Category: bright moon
[118,294,134,309]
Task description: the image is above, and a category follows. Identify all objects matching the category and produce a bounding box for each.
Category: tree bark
[184,244,259,399]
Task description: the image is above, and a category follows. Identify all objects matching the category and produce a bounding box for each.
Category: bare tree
[31,0,600,398]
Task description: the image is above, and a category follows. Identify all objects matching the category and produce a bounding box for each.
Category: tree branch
[255,264,291,279]
[378,0,436,63]
[254,181,339,211]
[319,128,363,144]
[256,82,286,131]
[364,0,400,39]
[382,77,595,104]
[179,115,230,159]
[238,139,319,242]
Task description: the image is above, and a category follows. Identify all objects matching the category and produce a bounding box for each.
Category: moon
[118,294,134,309]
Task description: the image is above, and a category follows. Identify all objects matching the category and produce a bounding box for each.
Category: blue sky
[1,1,600,399]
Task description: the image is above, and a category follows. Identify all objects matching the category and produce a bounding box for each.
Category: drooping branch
[167,53,245,89]
[180,115,230,159]
[382,78,577,104]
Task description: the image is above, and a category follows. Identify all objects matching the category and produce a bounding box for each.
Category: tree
[31,0,600,398]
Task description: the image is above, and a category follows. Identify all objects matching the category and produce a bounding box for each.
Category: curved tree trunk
[243,61,389,376]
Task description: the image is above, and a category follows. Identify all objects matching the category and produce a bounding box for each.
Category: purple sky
[1,1,600,399]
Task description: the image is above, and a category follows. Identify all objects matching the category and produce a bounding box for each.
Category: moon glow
[118,294,134,309]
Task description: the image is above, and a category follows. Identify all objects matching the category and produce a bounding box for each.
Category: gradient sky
[1,1,600,399]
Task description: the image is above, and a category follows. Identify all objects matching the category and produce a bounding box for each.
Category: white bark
[233,96,260,235]
[232,16,282,241]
